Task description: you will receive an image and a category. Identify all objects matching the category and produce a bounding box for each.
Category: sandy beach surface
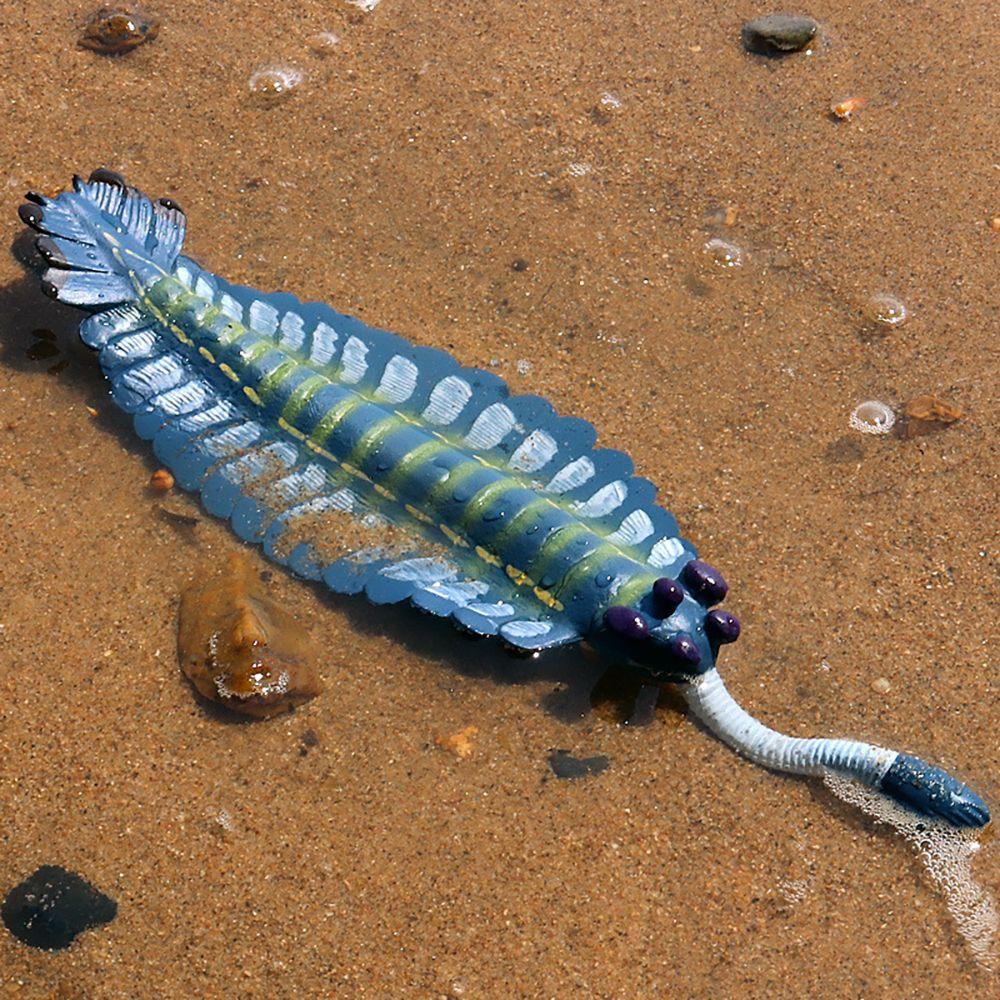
[0,2,996,996]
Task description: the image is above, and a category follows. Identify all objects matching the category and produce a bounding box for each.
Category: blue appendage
[879,753,990,829]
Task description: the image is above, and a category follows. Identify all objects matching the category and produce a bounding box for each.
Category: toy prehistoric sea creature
[18,171,990,829]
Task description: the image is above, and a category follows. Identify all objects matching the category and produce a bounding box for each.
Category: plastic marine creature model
[18,171,990,829]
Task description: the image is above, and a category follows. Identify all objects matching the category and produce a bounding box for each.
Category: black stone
[548,749,610,780]
[2,865,117,950]
[742,14,818,55]
[158,196,184,214]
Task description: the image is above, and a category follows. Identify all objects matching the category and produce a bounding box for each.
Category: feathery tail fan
[19,168,185,309]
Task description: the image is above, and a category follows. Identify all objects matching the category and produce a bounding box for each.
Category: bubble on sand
[825,772,997,968]
[703,237,744,268]
[249,66,305,100]
[599,91,622,109]
[344,0,382,10]
[849,400,895,435]
[307,32,341,56]
[865,292,908,328]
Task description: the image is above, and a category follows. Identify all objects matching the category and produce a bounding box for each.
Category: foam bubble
[850,399,895,435]
[825,772,997,969]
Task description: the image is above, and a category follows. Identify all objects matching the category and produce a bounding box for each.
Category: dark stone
[158,196,184,213]
[2,865,117,950]
[548,749,610,780]
[510,258,528,272]
[742,14,818,55]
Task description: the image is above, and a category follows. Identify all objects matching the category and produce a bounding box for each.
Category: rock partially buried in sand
[2,866,117,950]
[742,13,818,54]
[902,394,963,438]
[178,551,322,718]
[79,5,160,54]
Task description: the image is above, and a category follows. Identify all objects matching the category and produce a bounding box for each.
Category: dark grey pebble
[742,13,819,54]
[2,865,117,950]
[548,749,610,779]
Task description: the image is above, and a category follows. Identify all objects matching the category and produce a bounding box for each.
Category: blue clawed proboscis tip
[879,753,991,829]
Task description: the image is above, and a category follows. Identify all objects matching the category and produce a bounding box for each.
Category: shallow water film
[0,2,997,996]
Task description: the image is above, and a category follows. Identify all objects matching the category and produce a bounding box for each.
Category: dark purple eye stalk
[683,560,728,605]
[603,604,705,674]
[651,576,683,617]
[705,608,741,646]
[603,605,649,642]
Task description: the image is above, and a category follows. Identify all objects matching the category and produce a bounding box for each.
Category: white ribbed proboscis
[683,668,898,786]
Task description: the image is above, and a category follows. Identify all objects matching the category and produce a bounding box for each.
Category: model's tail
[18,168,186,310]
[684,667,990,829]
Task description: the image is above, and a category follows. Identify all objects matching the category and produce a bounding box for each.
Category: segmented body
[18,173,991,828]
[124,257,708,659]
[21,173,730,667]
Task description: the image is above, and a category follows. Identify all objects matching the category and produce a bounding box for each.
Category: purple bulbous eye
[603,605,649,641]
[705,609,741,644]
[683,559,728,605]
[665,632,701,667]
[652,577,683,617]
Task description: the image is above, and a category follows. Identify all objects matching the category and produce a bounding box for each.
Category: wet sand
[0,1,997,996]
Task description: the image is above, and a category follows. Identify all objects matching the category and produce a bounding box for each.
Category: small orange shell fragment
[149,468,174,492]
[435,725,479,758]
[831,97,867,120]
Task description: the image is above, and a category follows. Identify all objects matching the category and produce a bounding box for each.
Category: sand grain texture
[0,1,996,996]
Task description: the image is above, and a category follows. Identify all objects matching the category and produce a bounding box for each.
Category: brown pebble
[79,6,159,54]
[177,551,322,719]
[434,725,478,758]
[149,468,174,492]
[902,394,963,438]
[870,677,891,694]
[990,216,1000,232]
